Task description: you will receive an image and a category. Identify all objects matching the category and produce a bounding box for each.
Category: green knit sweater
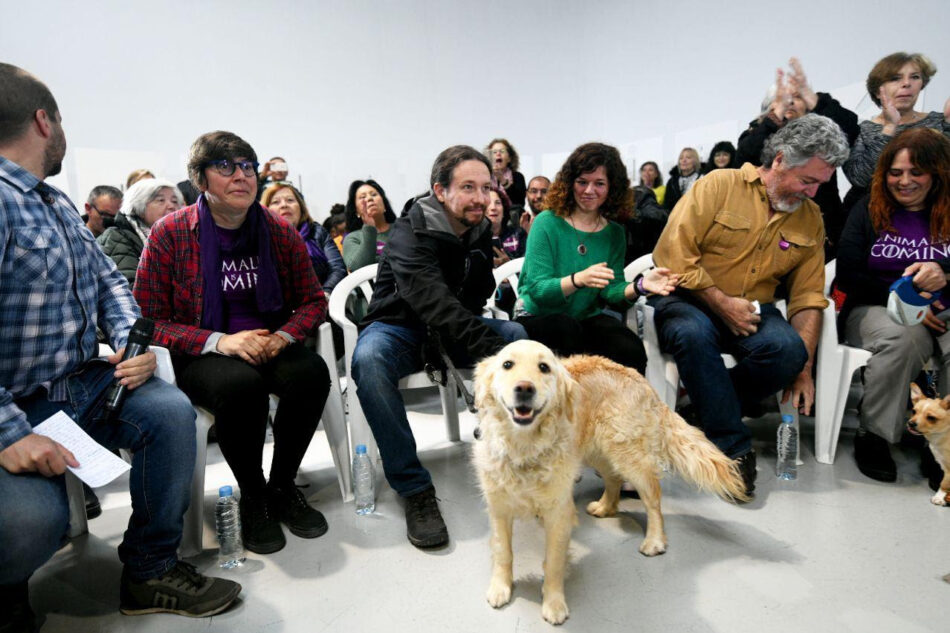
[518,210,631,320]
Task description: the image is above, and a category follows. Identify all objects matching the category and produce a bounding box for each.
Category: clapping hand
[493,246,510,267]
[573,262,614,289]
[944,96,950,123]
[787,57,818,111]
[640,267,679,296]
[768,68,790,124]
[879,87,901,132]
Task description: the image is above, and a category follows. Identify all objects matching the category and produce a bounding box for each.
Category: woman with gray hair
[97,178,182,285]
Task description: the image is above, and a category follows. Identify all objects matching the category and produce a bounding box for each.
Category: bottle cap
[219,485,233,497]
[355,444,367,454]
[781,414,794,424]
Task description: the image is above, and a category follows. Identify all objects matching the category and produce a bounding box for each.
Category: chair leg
[321,389,353,502]
[439,375,461,442]
[65,471,88,538]
[814,352,843,464]
[179,408,213,558]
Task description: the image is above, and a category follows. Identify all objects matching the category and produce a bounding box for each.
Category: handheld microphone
[103,318,154,423]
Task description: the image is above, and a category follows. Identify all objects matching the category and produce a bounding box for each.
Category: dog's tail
[661,407,749,503]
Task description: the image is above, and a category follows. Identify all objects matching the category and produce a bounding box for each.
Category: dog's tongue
[514,406,534,421]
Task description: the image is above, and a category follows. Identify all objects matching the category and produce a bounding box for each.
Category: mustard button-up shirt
[653,163,827,318]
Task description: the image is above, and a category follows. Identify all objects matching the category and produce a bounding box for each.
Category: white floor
[30,389,950,633]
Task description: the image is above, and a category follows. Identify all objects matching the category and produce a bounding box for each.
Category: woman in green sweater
[516,143,677,371]
[342,178,397,271]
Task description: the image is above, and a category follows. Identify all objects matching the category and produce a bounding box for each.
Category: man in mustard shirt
[651,114,849,496]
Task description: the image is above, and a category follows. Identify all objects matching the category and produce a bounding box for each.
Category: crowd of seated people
[3,49,950,631]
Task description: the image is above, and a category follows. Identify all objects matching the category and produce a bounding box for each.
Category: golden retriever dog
[908,383,950,506]
[471,340,746,625]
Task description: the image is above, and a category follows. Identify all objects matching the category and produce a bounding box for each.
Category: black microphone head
[127,318,154,345]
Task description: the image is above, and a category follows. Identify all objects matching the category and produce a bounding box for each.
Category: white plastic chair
[328,264,461,473]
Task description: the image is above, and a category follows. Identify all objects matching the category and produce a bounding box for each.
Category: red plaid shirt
[133,204,326,355]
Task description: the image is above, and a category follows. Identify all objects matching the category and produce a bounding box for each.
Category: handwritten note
[32,411,131,487]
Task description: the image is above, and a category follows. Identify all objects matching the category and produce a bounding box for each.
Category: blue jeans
[0,361,196,584]
[650,295,807,458]
[352,318,526,497]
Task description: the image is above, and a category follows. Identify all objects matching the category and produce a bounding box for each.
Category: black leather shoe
[735,451,757,497]
[404,486,448,549]
[83,484,102,520]
[854,432,896,482]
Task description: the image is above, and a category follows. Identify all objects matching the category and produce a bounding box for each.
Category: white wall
[4,0,949,218]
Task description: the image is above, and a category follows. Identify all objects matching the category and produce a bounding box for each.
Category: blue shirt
[0,156,139,450]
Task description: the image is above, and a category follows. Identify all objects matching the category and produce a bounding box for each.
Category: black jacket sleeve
[736,117,780,167]
[813,92,860,145]
[835,197,889,307]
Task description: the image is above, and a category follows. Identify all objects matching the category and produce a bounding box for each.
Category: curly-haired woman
[515,142,678,371]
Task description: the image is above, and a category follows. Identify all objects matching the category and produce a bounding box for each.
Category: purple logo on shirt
[376,240,385,256]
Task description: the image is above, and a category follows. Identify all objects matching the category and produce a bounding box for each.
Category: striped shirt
[0,156,138,450]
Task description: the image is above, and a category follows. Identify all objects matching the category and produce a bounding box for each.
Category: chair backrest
[624,253,654,283]
[328,263,379,380]
[824,259,836,295]
[486,257,525,317]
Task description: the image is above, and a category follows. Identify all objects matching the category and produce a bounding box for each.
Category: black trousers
[173,343,331,493]
[516,312,647,373]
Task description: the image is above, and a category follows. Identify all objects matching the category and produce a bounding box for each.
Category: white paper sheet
[32,411,131,487]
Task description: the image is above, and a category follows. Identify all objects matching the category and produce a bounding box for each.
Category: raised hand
[768,68,789,124]
[879,87,901,133]
[788,57,818,111]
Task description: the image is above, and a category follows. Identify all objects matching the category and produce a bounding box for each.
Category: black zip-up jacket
[362,194,505,362]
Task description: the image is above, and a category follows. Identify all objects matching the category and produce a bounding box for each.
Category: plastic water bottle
[776,414,798,480]
[352,444,376,515]
[215,486,245,568]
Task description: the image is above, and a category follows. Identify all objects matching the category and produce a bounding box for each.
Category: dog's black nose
[514,381,535,402]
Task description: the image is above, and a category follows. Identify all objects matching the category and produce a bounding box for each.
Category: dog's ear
[474,356,496,409]
[555,358,577,418]
[941,395,950,410]
[910,382,925,404]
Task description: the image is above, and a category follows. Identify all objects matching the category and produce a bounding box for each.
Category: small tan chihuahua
[908,383,950,506]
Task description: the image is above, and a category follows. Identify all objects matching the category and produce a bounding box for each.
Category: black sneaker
[404,486,448,549]
[239,491,286,554]
[0,581,36,633]
[83,483,102,520]
[119,561,241,617]
[735,450,757,497]
[854,431,896,482]
[268,482,328,539]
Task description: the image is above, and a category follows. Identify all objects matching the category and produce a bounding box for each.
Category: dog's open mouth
[907,424,922,436]
[509,405,538,425]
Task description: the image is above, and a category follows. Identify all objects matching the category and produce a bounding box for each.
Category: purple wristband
[636,276,647,296]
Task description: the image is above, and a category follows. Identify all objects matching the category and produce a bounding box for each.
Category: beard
[43,127,66,178]
[766,180,806,213]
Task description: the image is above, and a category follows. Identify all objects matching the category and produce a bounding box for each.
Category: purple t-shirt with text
[216,224,268,334]
[867,208,949,285]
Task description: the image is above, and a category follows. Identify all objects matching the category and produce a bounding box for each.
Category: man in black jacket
[351,145,526,548]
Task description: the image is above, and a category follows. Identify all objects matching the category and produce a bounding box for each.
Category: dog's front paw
[931,490,950,506]
[541,594,569,625]
[486,579,512,608]
[639,536,667,556]
[585,498,617,518]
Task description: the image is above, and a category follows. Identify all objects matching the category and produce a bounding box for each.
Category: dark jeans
[650,294,807,458]
[0,361,196,584]
[351,318,526,497]
[173,343,330,494]
[517,312,647,373]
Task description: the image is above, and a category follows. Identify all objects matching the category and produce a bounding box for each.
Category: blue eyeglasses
[205,158,259,177]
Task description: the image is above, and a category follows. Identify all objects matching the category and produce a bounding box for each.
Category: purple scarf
[198,194,283,332]
[298,220,329,270]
